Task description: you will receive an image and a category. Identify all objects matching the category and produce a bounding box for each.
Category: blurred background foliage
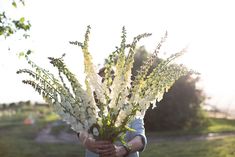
[0,0,31,39]
[132,47,207,131]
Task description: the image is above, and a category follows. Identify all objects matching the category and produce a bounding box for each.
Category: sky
[1,0,235,112]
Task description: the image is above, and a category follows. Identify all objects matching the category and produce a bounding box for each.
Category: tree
[144,75,206,131]
[132,47,206,131]
[0,0,31,38]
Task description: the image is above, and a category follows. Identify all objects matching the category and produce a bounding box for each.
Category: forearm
[115,135,144,157]
[126,135,144,154]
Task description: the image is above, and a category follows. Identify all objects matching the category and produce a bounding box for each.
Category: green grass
[0,124,85,157]
[147,118,235,137]
[0,107,85,157]
[206,118,235,133]
[1,106,235,157]
[0,137,85,157]
[141,137,235,157]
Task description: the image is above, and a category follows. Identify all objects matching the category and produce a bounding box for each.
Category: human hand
[100,144,128,157]
[84,138,114,155]
[78,131,127,157]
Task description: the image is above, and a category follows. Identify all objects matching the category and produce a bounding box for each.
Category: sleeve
[126,118,147,152]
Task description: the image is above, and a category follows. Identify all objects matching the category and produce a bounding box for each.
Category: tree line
[132,47,206,131]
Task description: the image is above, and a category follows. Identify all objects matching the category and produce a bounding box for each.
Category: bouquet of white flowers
[17,26,193,143]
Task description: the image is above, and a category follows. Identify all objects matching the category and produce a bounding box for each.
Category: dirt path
[147,132,235,143]
[35,122,235,144]
[35,123,80,144]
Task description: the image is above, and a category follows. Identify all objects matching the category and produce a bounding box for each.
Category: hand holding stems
[87,140,116,156]
[78,131,128,157]
[99,144,128,157]
[98,135,145,157]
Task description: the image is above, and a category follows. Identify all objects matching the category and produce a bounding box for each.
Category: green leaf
[19,17,25,23]
[18,52,25,59]
[125,126,136,132]
[12,1,17,8]
[26,50,32,55]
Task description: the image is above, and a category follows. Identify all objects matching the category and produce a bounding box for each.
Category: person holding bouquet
[78,117,147,157]
[17,26,191,157]
[78,68,147,157]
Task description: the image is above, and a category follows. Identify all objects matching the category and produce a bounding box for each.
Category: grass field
[1,106,235,157]
[0,107,85,157]
[147,118,235,138]
[142,137,235,157]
